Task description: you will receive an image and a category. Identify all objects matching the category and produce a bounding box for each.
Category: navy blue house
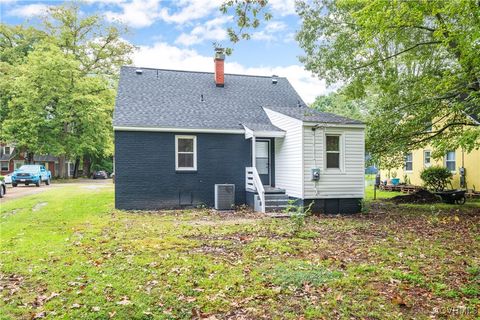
[113,50,366,214]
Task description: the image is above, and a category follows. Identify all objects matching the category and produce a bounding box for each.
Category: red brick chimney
[214,48,225,87]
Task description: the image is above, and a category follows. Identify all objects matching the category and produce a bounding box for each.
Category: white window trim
[405,153,413,172]
[324,133,344,172]
[14,160,24,170]
[175,135,197,171]
[423,150,431,168]
[444,151,456,173]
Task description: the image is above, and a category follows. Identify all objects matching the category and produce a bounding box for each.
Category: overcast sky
[0,0,330,103]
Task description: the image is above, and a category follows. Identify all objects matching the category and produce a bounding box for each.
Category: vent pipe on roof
[214,48,225,87]
[200,94,205,102]
[272,75,278,84]
[135,69,143,75]
[297,100,302,108]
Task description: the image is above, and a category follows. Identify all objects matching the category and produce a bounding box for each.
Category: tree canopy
[0,4,134,177]
[225,0,480,166]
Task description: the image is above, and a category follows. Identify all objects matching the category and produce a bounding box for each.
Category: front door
[255,140,270,186]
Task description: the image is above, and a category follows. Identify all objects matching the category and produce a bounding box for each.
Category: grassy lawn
[1,185,479,319]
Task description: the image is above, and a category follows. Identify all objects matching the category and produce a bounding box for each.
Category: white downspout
[252,136,256,167]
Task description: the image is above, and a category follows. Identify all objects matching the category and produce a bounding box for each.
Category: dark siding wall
[294,198,362,215]
[115,131,251,210]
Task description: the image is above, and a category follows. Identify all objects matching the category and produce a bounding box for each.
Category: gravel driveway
[1,178,112,203]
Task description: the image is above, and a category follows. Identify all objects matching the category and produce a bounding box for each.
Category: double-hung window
[1,161,8,171]
[325,135,341,169]
[445,151,456,171]
[405,153,413,171]
[424,150,431,167]
[175,135,197,171]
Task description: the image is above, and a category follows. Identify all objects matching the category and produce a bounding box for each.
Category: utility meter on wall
[311,168,320,181]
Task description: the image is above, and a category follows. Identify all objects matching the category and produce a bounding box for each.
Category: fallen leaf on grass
[71,303,81,309]
[391,295,409,308]
[32,311,46,319]
[116,296,131,305]
[92,306,100,312]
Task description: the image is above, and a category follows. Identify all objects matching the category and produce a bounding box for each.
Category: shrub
[285,200,314,235]
[420,166,453,191]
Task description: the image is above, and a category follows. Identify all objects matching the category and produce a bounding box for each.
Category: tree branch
[353,41,442,70]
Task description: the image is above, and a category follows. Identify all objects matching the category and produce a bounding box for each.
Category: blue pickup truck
[12,165,52,187]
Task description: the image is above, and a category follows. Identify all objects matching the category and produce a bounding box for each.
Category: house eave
[241,124,286,138]
[303,122,366,129]
[113,126,245,134]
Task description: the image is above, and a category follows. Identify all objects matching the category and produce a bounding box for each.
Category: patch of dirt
[1,209,20,218]
[0,274,24,301]
[390,189,440,204]
[32,202,48,212]
[186,218,260,227]
[81,185,109,190]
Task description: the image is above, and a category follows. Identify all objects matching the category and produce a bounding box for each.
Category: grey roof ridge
[121,65,289,79]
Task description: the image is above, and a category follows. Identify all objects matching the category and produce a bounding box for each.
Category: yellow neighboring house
[380,115,480,190]
[381,148,480,190]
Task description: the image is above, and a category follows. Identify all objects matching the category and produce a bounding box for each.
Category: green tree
[2,43,114,176]
[311,91,367,121]
[225,0,480,168]
[0,3,134,178]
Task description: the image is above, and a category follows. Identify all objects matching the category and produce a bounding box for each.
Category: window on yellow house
[424,150,431,167]
[405,153,413,171]
[445,151,456,172]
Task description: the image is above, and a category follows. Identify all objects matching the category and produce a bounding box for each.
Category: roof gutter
[303,122,366,129]
[113,126,245,134]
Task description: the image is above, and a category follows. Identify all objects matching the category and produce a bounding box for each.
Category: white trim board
[114,126,244,134]
[175,135,197,171]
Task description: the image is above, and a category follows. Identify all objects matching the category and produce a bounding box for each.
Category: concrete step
[265,193,288,198]
[264,199,289,206]
[265,205,288,212]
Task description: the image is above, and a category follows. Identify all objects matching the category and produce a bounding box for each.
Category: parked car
[0,178,6,198]
[93,170,108,179]
[4,174,12,184]
[12,165,51,187]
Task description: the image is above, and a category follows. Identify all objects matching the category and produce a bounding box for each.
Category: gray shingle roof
[34,155,58,162]
[113,66,362,130]
[0,153,15,161]
[264,107,363,124]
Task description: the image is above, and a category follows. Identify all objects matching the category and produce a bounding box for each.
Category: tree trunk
[26,151,34,164]
[58,155,67,179]
[83,155,91,178]
[73,158,80,178]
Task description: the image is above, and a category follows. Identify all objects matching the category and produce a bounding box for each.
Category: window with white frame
[325,135,341,169]
[4,146,11,155]
[1,161,8,171]
[445,151,456,171]
[14,160,24,170]
[405,153,413,171]
[424,150,431,167]
[175,136,197,170]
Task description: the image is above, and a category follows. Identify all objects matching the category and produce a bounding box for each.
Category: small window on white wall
[445,151,456,171]
[326,135,341,169]
[175,136,197,171]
